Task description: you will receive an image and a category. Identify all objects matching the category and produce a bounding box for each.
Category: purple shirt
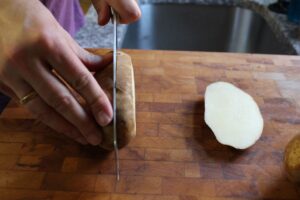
[41,0,85,36]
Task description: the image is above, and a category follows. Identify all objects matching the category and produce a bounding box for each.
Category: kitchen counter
[75,0,300,54]
[1,49,300,199]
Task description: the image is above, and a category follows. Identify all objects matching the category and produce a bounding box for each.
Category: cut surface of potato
[204,82,263,149]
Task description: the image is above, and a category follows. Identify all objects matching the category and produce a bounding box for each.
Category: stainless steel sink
[122,4,294,54]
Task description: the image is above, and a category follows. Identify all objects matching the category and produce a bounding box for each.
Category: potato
[284,134,300,183]
[204,82,264,149]
[94,51,136,150]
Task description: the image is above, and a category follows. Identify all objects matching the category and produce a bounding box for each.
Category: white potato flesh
[204,82,264,149]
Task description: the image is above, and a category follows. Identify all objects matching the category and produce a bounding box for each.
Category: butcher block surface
[0,49,300,199]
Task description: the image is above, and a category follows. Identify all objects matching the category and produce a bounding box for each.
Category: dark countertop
[75,0,300,54]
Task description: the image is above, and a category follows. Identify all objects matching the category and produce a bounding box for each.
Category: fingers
[27,96,89,145]
[61,28,113,71]
[2,69,88,145]
[12,53,103,145]
[93,0,111,26]
[92,0,141,25]
[107,0,141,24]
[36,35,113,128]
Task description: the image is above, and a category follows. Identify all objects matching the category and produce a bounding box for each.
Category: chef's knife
[111,8,120,181]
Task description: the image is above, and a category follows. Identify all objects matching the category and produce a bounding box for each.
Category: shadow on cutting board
[14,123,113,173]
[191,99,246,163]
[0,92,10,114]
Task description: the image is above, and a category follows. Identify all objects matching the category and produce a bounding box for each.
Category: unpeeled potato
[94,51,136,150]
[285,134,300,183]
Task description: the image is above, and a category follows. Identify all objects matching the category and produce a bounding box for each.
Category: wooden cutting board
[0,49,300,200]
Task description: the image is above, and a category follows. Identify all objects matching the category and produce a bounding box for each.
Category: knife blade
[111,8,120,181]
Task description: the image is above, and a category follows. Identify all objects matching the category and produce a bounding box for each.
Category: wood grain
[0,49,300,199]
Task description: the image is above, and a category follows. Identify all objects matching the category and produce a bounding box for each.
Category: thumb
[62,27,113,71]
[77,48,113,72]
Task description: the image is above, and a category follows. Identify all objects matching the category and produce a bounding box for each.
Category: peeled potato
[204,82,264,149]
[94,51,136,150]
[284,134,300,183]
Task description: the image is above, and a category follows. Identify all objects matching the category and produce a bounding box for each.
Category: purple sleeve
[41,0,85,37]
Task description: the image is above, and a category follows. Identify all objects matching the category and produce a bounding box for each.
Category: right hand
[0,0,113,145]
[91,0,141,25]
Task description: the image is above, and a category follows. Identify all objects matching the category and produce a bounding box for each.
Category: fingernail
[87,133,102,146]
[97,111,112,127]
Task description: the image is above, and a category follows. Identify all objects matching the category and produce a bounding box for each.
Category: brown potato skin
[284,134,300,183]
[94,51,136,150]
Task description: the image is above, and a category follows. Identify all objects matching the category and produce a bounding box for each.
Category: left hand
[91,0,141,25]
[0,0,114,146]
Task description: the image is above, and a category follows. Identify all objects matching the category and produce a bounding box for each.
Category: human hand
[0,0,113,145]
[91,0,141,25]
